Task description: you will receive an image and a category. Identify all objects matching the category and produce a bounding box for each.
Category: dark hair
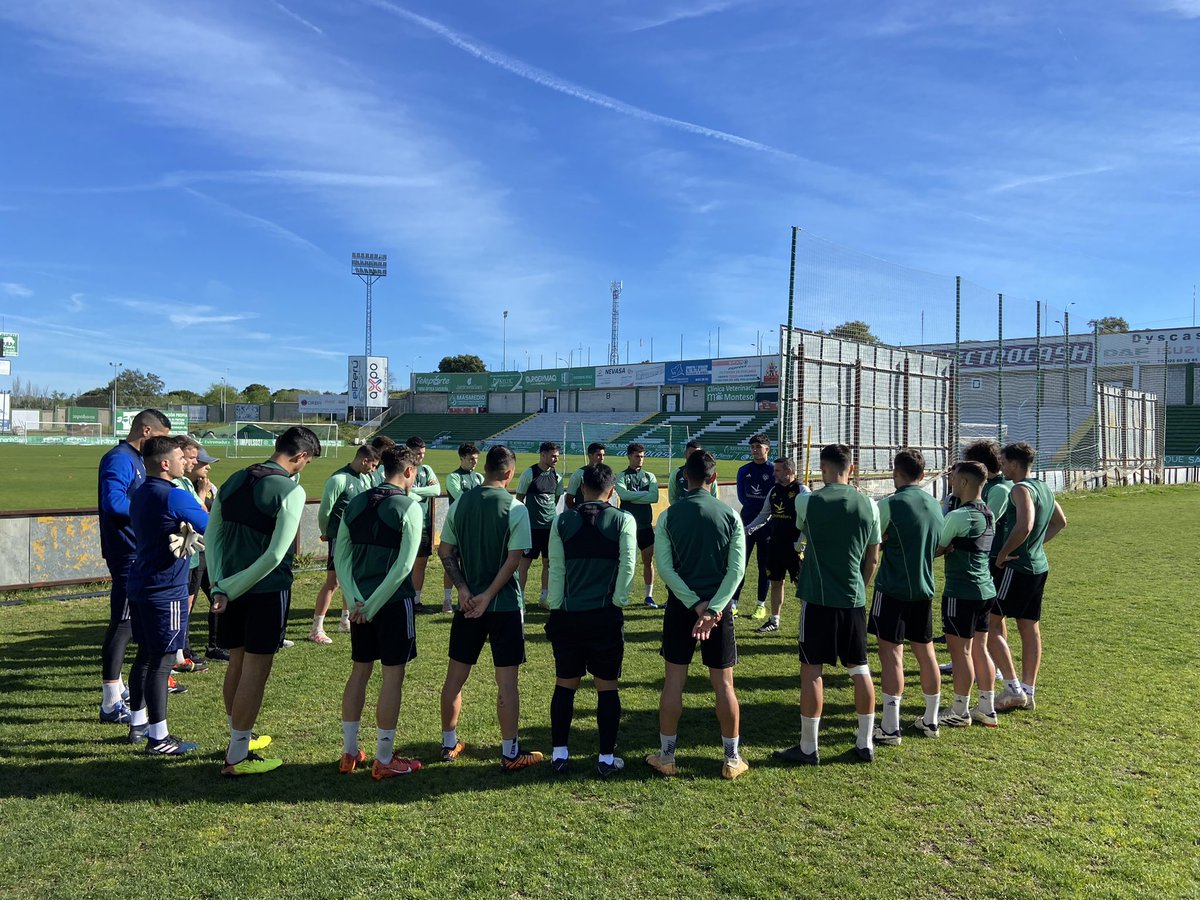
[485,444,517,477]
[539,441,560,454]
[275,425,322,458]
[586,442,606,456]
[627,442,646,455]
[893,448,925,481]
[405,435,425,450]
[685,439,702,451]
[773,456,795,473]
[581,462,615,495]
[131,408,171,434]
[819,443,852,472]
[142,435,178,469]
[381,446,420,479]
[370,435,396,451]
[954,460,988,484]
[964,440,1002,474]
[458,443,479,457]
[749,433,770,448]
[684,449,716,484]
[173,434,200,452]
[1001,441,1036,467]
[354,444,380,462]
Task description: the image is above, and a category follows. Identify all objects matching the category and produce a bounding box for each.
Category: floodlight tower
[609,280,622,366]
[351,252,388,357]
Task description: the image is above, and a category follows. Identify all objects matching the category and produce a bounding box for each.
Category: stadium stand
[611,412,779,451]
[374,413,531,447]
[491,411,649,446]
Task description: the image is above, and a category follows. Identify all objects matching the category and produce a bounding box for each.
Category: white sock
[101,682,123,711]
[376,729,396,764]
[800,716,820,754]
[952,693,970,716]
[882,693,901,734]
[148,720,169,741]
[340,609,351,622]
[502,738,519,759]
[227,728,252,764]
[722,735,740,761]
[769,614,780,625]
[444,588,453,603]
[552,746,569,762]
[599,753,615,765]
[645,581,654,597]
[175,649,185,664]
[130,706,148,727]
[442,729,458,749]
[856,713,874,749]
[978,690,996,716]
[659,733,677,760]
[313,614,325,633]
[923,692,941,725]
[1020,682,1036,696]
[342,720,360,756]
[1006,678,1022,693]
[415,590,423,604]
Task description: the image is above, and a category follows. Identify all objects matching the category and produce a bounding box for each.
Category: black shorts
[326,535,338,571]
[129,595,189,654]
[524,528,551,560]
[798,602,868,668]
[217,589,292,655]
[107,557,133,624]
[994,568,1048,622]
[187,565,202,597]
[545,606,625,681]
[660,593,738,669]
[941,595,993,639]
[417,523,433,559]
[868,590,933,644]
[764,542,800,584]
[448,609,525,668]
[636,528,655,551]
[351,597,417,666]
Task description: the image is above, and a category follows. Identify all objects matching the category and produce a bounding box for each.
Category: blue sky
[1,0,1198,395]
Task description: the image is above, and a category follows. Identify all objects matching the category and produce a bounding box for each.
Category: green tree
[271,388,303,402]
[199,381,243,407]
[165,389,204,404]
[824,320,880,344]
[77,369,167,407]
[1088,316,1129,334]
[438,354,487,373]
[242,383,271,404]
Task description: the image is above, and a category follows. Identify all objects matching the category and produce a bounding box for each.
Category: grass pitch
[0,485,1197,899]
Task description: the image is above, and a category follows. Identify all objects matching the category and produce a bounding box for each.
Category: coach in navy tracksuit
[97,409,172,724]
[732,433,775,615]
[126,435,209,755]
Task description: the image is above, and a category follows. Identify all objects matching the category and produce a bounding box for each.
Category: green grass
[0,445,745,511]
[1,485,1198,897]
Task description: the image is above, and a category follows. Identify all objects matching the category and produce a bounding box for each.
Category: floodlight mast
[351,252,388,358]
[609,280,622,366]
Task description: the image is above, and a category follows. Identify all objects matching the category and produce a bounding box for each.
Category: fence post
[783,226,798,460]
[852,357,863,486]
[997,292,1004,444]
[953,276,961,463]
[1064,309,1072,476]
[1035,301,1042,472]
[796,337,807,467]
[902,355,911,450]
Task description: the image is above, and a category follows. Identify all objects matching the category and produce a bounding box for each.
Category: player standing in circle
[867,450,945,744]
[733,434,774,619]
[125,436,209,755]
[668,440,717,504]
[335,446,425,780]
[545,462,637,777]
[616,443,660,608]
[170,435,208,675]
[515,441,564,607]
[442,443,483,612]
[743,456,810,634]
[186,446,226,663]
[438,445,543,771]
[313,444,380,643]
[404,436,441,614]
[774,444,880,765]
[97,408,172,724]
[646,450,748,780]
[989,442,1067,712]
[565,442,606,510]
[208,426,321,777]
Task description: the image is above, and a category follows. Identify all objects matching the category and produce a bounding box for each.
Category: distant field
[0,444,746,512]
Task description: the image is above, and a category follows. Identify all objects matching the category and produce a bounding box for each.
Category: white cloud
[169,312,258,327]
[272,1,324,34]
[2,282,33,298]
[1156,0,1200,17]
[618,0,757,32]
[67,292,84,311]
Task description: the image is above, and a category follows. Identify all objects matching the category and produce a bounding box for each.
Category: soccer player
[616,443,660,608]
[335,446,425,780]
[367,434,397,487]
[97,408,171,724]
[733,433,774,618]
[774,443,880,765]
[989,442,1067,712]
[442,443,483,612]
[565,442,606,509]
[438,444,543,771]
[125,436,209,755]
[313,444,380,642]
[646,450,748,780]
[936,461,1000,728]
[668,440,717,504]
[188,446,227,663]
[743,456,810,633]
[208,426,322,777]
[515,441,564,606]
[405,436,442,613]
[171,435,208,674]
[868,449,945,744]
[545,462,637,777]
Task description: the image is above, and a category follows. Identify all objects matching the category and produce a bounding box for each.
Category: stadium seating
[491,411,649,446]
[611,412,779,451]
[374,413,531,447]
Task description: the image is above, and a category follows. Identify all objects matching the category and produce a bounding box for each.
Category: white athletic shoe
[337,617,352,633]
[994,685,1031,712]
[872,724,901,746]
[911,717,939,738]
[280,639,295,649]
[969,706,998,728]
[940,709,972,728]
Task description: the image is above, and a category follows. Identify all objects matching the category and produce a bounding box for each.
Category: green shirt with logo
[616,467,659,530]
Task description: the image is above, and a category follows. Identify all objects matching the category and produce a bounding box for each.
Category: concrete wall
[488,392,523,413]
[414,393,450,413]
[578,389,636,412]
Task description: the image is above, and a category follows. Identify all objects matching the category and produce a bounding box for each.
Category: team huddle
[95,410,1064,779]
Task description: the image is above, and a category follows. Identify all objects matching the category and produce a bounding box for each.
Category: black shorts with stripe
[351,597,417,666]
[217,589,292,655]
[993,566,1048,622]
[129,595,189,654]
[799,602,868,668]
[941,594,993,639]
[868,590,933,644]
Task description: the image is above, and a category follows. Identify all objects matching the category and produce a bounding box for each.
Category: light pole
[222,368,229,424]
[502,310,509,371]
[109,362,122,437]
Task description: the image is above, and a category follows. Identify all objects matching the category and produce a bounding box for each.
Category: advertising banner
[522,366,597,391]
[918,339,1092,370]
[1100,328,1200,365]
[298,394,348,414]
[413,371,491,393]
[711,357,764,384]
[68,406,101,423]
[0,332,18,357]
[348,356,366,404]
[116,407,190,433]
[706,383,757,403]
[594,363,663,388]
[365,356,388,407]
[448,391,488,408]
[488,371,523,392]
[233,403,261,421]
[664,359,712,385]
